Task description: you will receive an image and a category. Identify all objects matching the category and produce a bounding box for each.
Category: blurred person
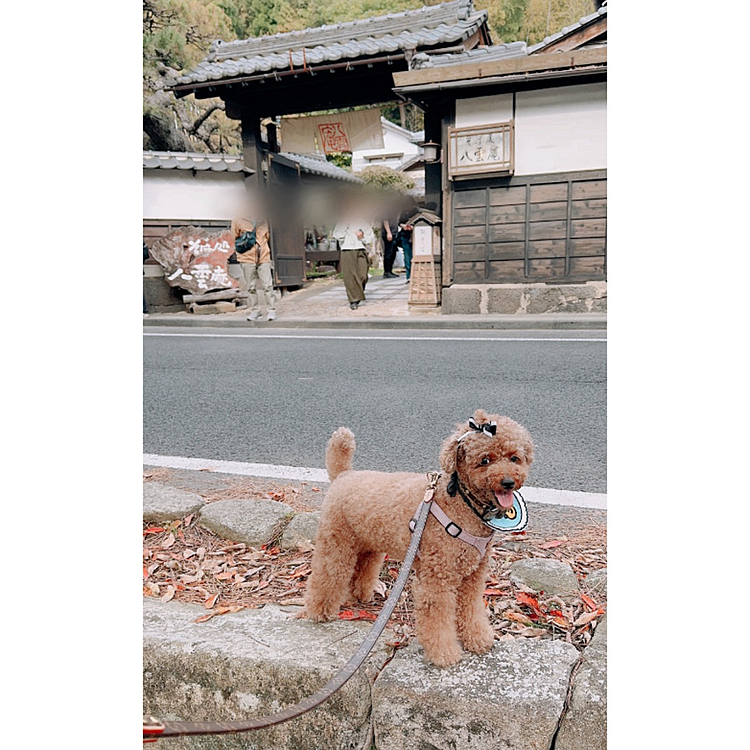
[381,200,401,278]
[398,196,418,283]
[233,217,277,321]
[333,210,375,310]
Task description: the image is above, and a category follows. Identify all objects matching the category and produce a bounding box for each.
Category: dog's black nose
[501,477,516,490]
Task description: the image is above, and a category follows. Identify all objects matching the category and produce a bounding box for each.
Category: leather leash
[143,472,440,742]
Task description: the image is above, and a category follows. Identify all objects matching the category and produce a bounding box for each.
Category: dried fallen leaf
[518,627,546,637]
[161,585,176,603]
[505,611,534,626]
[373,580,387,598]
[573,609,604,627]
[484,588,507,597]
[338,610,377,622]
[540,540,563,549]
[162,533,176,549]
[205,593,219,609]
[580,593,598,611]
[516,592,542,615]
[143,527,166,535]
[496,633,515,642]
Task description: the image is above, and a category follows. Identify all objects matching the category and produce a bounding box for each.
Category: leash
[143,472,440,742]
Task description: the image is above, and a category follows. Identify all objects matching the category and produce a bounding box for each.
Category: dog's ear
[439,425,464,475]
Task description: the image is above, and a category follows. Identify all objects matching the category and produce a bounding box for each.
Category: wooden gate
[267,153,305,287]
[450,169,606,284]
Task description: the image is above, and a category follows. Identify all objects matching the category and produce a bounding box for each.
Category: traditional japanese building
[392,2,607,313]
[165,0,607,313]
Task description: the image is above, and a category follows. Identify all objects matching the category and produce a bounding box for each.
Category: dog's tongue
[494,490,515,509]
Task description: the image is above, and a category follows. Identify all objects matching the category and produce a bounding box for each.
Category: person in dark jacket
[398,196,418,282]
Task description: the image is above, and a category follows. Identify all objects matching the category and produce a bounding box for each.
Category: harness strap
[410,498,494,556]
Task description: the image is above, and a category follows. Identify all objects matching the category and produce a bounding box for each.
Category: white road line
[144,333,606,343]
[143,454,607,509]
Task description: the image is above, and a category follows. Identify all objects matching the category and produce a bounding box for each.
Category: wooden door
[267,154,305,287]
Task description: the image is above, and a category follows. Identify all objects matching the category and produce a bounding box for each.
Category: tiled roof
[279,152,363,182]
[172,0,488,88]
[409,40,527,69]
[143,150,359,182]
[143,151,250,172]
[528,2,607,54]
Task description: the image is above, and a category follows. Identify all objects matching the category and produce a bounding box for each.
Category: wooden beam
[534,16,607,54]
[392,47,606,89]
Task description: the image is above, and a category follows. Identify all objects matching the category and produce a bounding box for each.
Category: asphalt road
[143,328,606,493]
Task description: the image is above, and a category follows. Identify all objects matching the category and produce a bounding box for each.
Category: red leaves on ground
[581,593,598,611]
[540,540,563,549]
[143,527,166,535]
[484,588,506,597]
[338,610,377,622]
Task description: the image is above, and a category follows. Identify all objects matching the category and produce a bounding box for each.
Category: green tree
[143,0,243,153]
[358,165,414,193]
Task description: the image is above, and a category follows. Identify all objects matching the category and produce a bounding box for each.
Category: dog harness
[409,497,494,556]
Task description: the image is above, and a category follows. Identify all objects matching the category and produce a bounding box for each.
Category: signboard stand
[408,210,442,311]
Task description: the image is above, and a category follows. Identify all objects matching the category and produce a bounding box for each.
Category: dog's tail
[326,427,356,481]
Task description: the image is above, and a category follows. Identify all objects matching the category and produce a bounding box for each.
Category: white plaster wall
[515,83,606,175]
[451,83,606,175]
[143,170,249,221]
[455,93,514,127]
[352,127,421,171]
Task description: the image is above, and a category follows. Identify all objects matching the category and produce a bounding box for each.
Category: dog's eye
[480,456,491,466]
[510,455,520,463]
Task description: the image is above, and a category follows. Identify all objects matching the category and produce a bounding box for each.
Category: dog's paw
[461,631,495,655]
[303,608,336,623]
[424,644,463,668]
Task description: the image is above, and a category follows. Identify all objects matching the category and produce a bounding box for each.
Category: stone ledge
[143,599,390,750]
[372,640,580,750]
[555,616,607,750]
[143,600,603,750]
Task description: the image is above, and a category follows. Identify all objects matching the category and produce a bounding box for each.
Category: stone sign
[150,226,239,295]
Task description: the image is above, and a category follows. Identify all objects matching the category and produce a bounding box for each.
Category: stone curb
[144,314,607,330]
[142,493,606,748]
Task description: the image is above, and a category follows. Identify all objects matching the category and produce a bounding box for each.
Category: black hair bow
[468,417,497,436]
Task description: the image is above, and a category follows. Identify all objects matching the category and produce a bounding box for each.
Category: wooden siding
[450,170,606,284]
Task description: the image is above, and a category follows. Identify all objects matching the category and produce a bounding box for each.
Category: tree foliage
[143,0,598,154]
[358,165,415,193]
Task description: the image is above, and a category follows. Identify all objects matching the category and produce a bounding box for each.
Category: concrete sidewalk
[144,273,607,330]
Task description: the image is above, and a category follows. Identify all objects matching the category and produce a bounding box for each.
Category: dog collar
[409,498,494,556]
[449,474,528,532]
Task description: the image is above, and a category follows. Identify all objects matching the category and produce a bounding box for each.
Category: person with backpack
[232,217,277,321]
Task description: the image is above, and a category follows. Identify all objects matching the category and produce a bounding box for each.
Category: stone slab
[372,639,579,750]
[143,599,389,750]
[199,499,294,547]
[143,483,205,523]
[441,286,481,315]
[555,617,606,750]
[509,558,580,600]
[280,511,321,550]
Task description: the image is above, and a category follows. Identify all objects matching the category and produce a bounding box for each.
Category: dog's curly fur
[303,409,534,667]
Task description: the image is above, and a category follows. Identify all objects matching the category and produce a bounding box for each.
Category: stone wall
[441,282,607,315]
